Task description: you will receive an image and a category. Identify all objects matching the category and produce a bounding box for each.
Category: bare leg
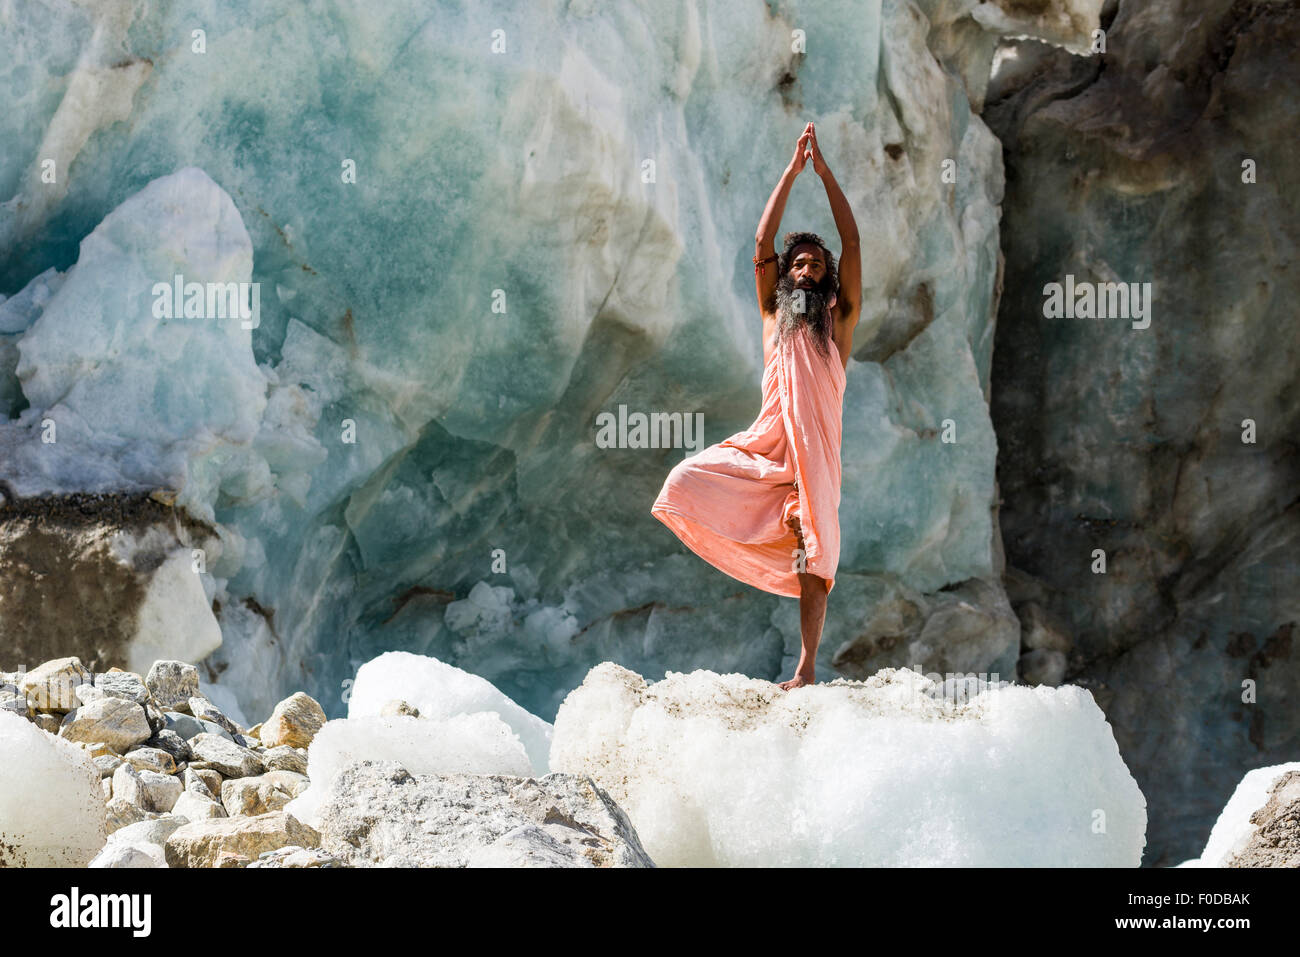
[778,515,828,691]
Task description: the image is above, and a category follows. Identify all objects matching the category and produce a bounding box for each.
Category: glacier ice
[550,662,1147,866]
[0,710,107,866]
[0,0,1031,726]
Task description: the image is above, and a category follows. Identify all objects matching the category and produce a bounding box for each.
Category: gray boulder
[315,759,654,868]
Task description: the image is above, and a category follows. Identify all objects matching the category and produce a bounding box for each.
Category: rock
[315,760,654,868]
[1227,771,1300,868]
[247,722,263,739]
[88,842,167,868]
[32,713,60,734]
[248,845,343,868]
[0,692,31,719]
[144,728,192,764]
[259,692,327,750]
[111,763,148,808]
[262,745,308,775]
[73,683,106,706]
[468,824,599,867]
[172,791,227,821]
[221,774,297,817]
[380,699,420,718]
[124,746,177,775]
[264,769,310,796]
[105,796,163,834]
[192,768,223,797]
[1019,648,1067,687]
[100,777,112,802]
[145,661,199,712]
[161,711,207,740]
[188,732,264,778]
[214,851,254,867]
[137,769,183,812]
[94,670,155,706]
[108,815,189,847]
[18,657,92,712]
[57,696,153,752]
[142,703,167,734]
[112,761,182,812]
[92,752,124,778]
[1018,602,1072,654]
[188,696,244,736]
[183,767,217,799]
[164,812,321,868]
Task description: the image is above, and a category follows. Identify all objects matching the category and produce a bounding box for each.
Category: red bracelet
[753,253,778,276]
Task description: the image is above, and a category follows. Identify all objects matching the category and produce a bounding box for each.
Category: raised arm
[754,124,813,318]
[806,124,861,329]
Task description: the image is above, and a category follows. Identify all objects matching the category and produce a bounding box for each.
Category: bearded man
[652,121,861,690]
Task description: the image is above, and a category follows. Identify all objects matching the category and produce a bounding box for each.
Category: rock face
[0,495,222,677]
[315,760,654,868]
[983,0,1300,866]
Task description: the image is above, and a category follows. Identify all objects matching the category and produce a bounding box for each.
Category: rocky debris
[145,660,199,713]
[19,656,92,712]
[1227,771,1300,868]
[57,696,154,751]
[94,670,154,706]
[188,696,244,737]
[315,760,655,868]
[188,768,222,798]
[88,815,188,868]
[105,796,164,834]
[188,733,264,778]
[172,791,226,821]
[144,728,192,764]
[122,748,178,780]
[247,845,344,868]
[88,842,166,868]
[220,771,306,817]
[259,692,326,750]
[5,655,654,868]
[164,811,321,868]
[262,745,308,775]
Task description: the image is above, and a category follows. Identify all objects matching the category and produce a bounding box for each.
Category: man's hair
[777,231,838,294]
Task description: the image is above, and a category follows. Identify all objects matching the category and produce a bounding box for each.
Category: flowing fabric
[651,317,845,598]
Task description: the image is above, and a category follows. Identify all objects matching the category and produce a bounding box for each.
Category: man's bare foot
[777,672,814,691]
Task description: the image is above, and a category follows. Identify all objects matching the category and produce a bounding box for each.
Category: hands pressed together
[789,121,828,177]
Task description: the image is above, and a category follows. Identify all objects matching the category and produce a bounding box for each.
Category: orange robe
[651,320,845,598]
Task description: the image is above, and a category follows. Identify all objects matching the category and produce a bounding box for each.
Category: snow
[551,663,1147,867]
[347,651,553,775]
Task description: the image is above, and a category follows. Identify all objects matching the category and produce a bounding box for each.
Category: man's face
[773,243,833,354]
[790,245,828,293]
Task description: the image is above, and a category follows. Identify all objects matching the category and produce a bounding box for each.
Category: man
[652,122,861,690]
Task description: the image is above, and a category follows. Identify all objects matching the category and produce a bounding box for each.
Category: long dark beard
[774,273,833,356]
